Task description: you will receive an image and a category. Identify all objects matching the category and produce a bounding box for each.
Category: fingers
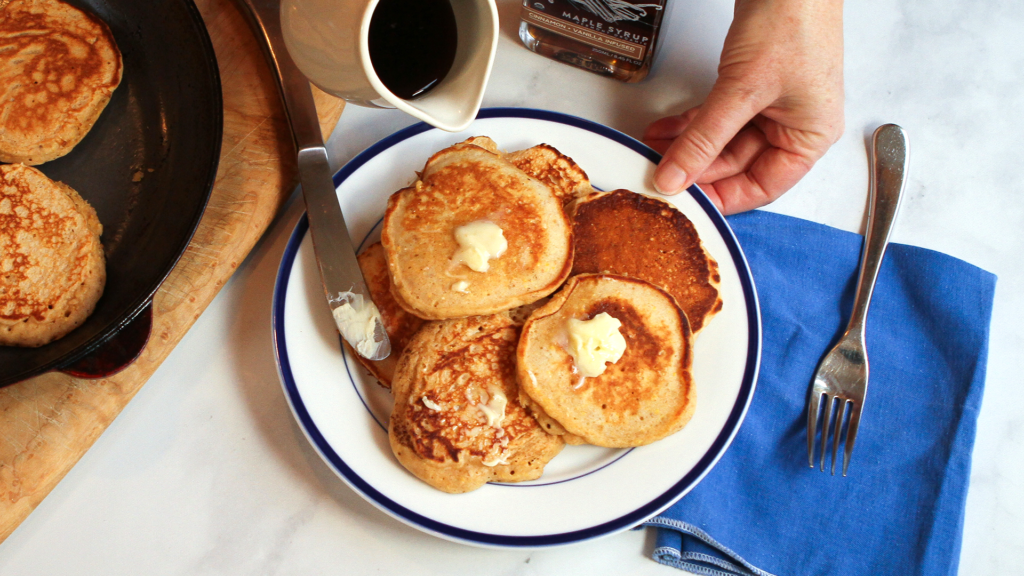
[644,138,672,156]
[644,100,832,214]
[643,109,699,155]
[699,124,770,183]
[750,115,840,165]
[708,146,814,215]
[652,84,765,195]
[646,113,769,179]
[693,181,725,213]
[643,108,699,141]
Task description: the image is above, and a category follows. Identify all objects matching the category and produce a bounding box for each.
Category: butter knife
[235,0,391,360]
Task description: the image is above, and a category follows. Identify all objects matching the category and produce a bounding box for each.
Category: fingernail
[654,162,687,195]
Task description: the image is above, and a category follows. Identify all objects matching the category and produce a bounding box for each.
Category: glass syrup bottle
[518,0,669,82]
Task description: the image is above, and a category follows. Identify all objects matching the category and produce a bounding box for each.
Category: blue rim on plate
[272,107,761,547]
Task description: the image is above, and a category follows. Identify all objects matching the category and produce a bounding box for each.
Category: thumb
[653,82,765,195]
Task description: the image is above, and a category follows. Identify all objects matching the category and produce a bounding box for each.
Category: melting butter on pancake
[571,189,722,333]
[388,312,564,493]
[0,0,123,165]
[517,274,695,448]
[345,242,426,389]
[382,137,573,320]
[0,164,105,347]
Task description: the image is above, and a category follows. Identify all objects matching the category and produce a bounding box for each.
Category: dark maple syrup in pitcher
[368,0,459,100]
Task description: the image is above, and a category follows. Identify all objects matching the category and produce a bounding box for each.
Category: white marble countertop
[1,0,1021,573]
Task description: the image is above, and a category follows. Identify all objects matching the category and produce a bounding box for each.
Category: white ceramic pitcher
[280,0,498,132]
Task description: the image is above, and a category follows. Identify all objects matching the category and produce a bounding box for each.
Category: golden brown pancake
[346,242,426,389]
[389,312,564,493]
[507,296,549,326]
[347,247,544,391]
[571,189,722,333]
[451,138,590,205]
[506,143,592,206]
[0,163,105,346]
[459,135,499,154]
[0,0,123,165]
[517,392,588,446]
[517,274,695,448]
[382,137,573,320]
[54,180,101,238]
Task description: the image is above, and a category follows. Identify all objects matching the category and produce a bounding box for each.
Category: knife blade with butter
[235,0,390,360]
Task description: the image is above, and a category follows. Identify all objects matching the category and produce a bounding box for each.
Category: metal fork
[807,124,909,476]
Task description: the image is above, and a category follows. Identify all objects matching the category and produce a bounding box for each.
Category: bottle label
[521,0,664,62]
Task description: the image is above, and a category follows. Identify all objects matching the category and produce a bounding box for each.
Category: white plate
[273,108,761,548]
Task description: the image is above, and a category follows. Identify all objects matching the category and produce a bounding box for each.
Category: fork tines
[807,391,861,476]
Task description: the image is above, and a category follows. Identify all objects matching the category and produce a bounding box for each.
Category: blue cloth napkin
[642,210,996,576]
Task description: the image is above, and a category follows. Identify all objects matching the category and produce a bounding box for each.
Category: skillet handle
[60,304,153,379]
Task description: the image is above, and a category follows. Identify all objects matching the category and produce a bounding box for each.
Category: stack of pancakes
[356,136,722,493]
[0,0,122,347]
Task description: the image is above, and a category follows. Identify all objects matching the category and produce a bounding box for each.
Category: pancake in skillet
[389,312,564,493]
[0,163,105,347]
[346,242,426,389]
[517,274,695,448]
[382,137,573,320]
[0,0,123,165]
[571,189,722,333]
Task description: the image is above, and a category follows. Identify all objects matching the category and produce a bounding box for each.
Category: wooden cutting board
[0,0,344,543]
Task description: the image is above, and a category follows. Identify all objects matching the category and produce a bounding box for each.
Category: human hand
[645,0,845,215]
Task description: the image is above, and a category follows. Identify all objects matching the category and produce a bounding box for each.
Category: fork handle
[847,124,909,338]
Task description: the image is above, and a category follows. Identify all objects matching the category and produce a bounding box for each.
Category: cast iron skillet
[0,0,222,387]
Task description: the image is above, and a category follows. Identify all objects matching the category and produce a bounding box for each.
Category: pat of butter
[330,292,384,359]
[478,388,507,427]
[452,280,470,293]
[566,312,627,378]
[453,220,506,272]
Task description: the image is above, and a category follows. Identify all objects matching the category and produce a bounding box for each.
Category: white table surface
[2,0,1021,573]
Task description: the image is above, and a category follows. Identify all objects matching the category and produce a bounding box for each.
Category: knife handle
[234,0,325,152]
